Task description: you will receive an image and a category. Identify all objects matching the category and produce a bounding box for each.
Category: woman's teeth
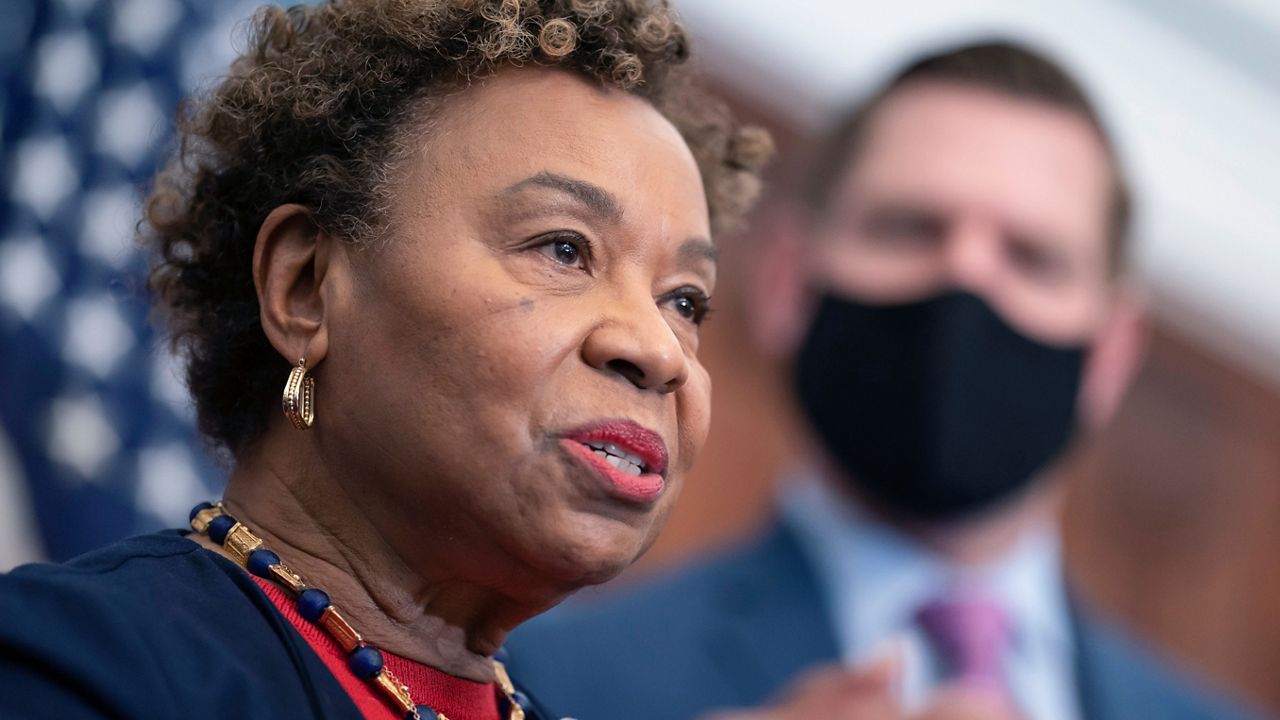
[584,440,646,476]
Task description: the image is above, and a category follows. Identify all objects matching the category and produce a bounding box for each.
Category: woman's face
[320,69,714,598]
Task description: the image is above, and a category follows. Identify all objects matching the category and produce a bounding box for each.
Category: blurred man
[507,42,1263,720]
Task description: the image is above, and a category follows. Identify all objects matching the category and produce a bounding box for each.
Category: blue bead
[511,690,532,709]
[412,705,438,720]
[207,514,236,545]
[348,645,384,679]
[297,588,331,622]
[247,549,280,578]
[188,502,213,522]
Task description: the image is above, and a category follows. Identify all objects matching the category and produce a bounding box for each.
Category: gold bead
[319,606,362,652]
[223,523,263,566]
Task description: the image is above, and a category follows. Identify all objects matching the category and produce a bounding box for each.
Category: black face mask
[792,290,1086,523]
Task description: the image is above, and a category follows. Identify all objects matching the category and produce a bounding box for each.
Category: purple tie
[917,596,1011,695]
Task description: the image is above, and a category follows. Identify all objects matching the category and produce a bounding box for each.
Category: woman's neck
[198,429,513,684]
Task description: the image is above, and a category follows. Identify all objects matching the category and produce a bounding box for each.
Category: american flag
[0,0,262,567]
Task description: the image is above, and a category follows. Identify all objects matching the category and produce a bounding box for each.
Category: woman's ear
[1079,282,1150,430]
[253,204,334,367]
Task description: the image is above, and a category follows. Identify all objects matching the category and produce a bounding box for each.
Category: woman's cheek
[675,360,713,474]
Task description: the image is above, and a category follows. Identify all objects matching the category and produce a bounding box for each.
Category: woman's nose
[582,299,690,393]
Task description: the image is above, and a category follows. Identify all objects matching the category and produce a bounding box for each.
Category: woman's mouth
[560,420,669,504]
[581,439,648,476]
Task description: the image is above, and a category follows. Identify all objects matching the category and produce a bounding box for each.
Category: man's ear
[253,204,334,367]
[1079,282,1149,429]
[747,203,813,360]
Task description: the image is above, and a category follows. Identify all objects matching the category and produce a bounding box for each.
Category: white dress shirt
[779,467,1081,720]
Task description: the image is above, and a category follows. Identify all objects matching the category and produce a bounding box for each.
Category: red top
[253,577,502,720]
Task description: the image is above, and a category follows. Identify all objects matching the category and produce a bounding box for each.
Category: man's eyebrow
[504,171,623,223]
[678,237,718,266]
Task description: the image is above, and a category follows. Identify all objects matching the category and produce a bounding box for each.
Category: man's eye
[861,209,943,248]
[1007,238,1070,285]
[534,232,590,269]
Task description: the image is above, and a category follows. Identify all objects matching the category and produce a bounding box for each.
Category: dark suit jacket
[507,521,1263,720]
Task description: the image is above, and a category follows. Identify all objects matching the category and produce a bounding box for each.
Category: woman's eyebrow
[503,171,623,223]
[678,237,718,267]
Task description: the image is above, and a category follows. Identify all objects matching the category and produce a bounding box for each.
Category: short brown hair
[143,0,772,457]
[800,40,1130,270]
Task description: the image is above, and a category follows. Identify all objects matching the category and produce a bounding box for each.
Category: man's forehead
[857,82,1107,168]
[839,83,1114,240]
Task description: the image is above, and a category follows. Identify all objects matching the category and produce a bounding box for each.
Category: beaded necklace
[189,502,531,720]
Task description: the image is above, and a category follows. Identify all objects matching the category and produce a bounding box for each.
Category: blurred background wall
[1,0,1277,714]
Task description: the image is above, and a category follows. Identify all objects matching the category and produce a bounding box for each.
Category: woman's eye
[665,289,712,325]
[534,232,590,270]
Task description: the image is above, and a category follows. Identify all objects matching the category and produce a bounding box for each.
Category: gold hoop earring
[281,358,315,430]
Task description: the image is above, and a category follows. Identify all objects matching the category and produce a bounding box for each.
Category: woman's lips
[561,420,669,504]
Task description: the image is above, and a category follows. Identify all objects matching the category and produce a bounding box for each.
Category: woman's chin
[531,515,660,590]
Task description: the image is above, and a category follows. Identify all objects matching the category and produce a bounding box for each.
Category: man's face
[811,81,1116,347]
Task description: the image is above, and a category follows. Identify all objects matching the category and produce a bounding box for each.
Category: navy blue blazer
[507,521,1264,720]
[0,531,558,719]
